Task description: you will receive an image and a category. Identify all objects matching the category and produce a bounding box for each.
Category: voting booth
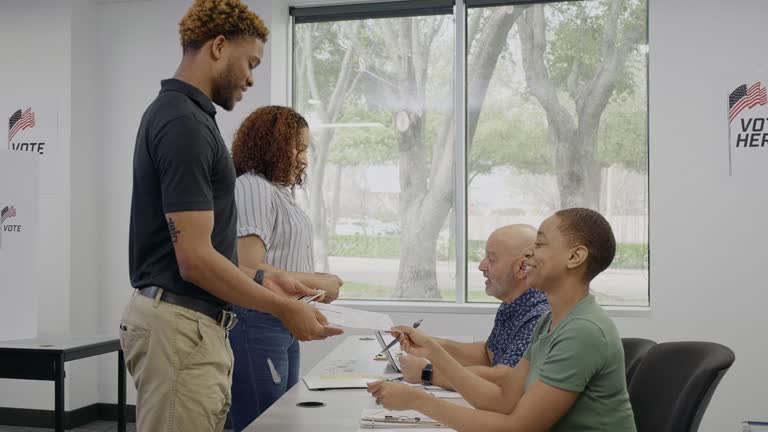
[0,150,39,341]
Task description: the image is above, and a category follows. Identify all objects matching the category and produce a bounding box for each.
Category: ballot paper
[312,302,395,331]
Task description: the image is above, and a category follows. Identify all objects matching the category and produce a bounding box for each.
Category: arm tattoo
[167,217,181,243]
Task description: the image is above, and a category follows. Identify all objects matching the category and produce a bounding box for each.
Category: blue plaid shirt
[486,288,550,367]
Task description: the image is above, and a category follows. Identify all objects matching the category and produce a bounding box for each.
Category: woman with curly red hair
[228,106,344,431]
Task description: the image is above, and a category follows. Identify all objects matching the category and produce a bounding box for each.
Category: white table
[244,336,468,431]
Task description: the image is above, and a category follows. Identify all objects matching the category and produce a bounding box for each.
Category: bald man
[399,225,550,390]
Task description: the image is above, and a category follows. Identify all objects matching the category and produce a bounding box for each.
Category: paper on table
[312,302,395,331]
[425,389,463,399]
[359,409,450,429]
[358,427,451,431]
[403,383,463,399]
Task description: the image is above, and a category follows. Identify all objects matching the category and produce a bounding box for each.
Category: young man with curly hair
[227,106,345,431]
[121,2,342,431]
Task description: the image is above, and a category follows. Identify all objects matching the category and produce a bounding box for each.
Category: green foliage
[299,3,648,175]
[329,234,400,258]
[546,0,647,98]
[467,239,487,263]
[467,86,647,177]
[612,242,648,269]
[339,282,457,301]
[469,239,647,269]
[329,105,398,166]
[469,104,551,176]
[294,23,350,108]
[597,90,648,173]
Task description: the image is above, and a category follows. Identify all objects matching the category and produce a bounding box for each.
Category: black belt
[137,286,237,330]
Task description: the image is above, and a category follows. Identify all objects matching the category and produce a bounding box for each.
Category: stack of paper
[312,302,395,331]
[359,408,450,429]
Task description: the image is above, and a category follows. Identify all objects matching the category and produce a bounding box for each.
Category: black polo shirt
[129,78,237,306]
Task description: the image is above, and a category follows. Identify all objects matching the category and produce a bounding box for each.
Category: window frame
[289,0,650,313]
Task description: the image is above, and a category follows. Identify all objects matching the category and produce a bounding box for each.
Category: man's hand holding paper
[309,302,395,331]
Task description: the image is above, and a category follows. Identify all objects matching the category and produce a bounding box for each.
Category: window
[291,0,649,306]
[292,5,457,301]
[467,1,649,306]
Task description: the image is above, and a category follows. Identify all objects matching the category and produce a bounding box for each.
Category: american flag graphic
[8,108,35,143]
[1,206,16,224]
[729,82,767,123]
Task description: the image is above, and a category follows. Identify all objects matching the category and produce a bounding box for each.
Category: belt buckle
[219,310,238,331]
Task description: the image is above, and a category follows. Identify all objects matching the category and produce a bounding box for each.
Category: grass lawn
[338,282,646,307]
[339,282,499,303]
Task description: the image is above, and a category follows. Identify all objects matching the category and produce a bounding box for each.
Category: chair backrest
[622,338,656,386]
[628,341,735,432]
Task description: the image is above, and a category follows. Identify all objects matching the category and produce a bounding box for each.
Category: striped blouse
[234,173,314,273]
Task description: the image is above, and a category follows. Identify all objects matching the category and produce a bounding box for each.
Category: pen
[377,319,423,355]
[299,290,324,303]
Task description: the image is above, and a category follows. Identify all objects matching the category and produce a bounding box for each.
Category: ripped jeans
[228,306,300,432]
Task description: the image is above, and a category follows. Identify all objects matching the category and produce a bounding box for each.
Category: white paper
[359,408,451,430]
[361,408,438,422]
[425,389,463,399]
[403,383,463,399]
[357,425,454,432]
[312,302,395,331]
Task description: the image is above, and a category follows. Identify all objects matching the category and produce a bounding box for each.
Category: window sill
[334,299,651,317]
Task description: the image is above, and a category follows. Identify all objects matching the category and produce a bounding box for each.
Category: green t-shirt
[523,294,636,432]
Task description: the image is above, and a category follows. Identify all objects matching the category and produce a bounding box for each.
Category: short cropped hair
[232,106,309,187]
[555,208,616,281]
[179,0,269,53]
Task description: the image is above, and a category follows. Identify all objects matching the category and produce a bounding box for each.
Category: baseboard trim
[0,403,234,428]
[0,403,136,428]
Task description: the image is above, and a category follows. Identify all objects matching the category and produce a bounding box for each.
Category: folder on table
[359,408,449,429]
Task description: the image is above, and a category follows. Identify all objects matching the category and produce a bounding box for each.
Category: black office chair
[628,341,735,432]
[622,338,656,386]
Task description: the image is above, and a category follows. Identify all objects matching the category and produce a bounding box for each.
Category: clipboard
[359,408,448,429]
[374,330,402,373]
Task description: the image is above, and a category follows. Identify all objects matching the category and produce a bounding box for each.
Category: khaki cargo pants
[119,291,234,432]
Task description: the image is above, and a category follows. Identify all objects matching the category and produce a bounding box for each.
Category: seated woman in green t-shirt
[368,208,636,432]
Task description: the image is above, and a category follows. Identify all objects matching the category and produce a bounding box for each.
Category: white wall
[2,0,767,430]
[69,0,105,410]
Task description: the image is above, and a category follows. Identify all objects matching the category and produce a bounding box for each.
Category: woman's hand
[310,272,343,303]
[263,271,322,299]
[367,381,429,411]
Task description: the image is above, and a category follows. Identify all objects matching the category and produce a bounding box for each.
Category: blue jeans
[228,306,300,432]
